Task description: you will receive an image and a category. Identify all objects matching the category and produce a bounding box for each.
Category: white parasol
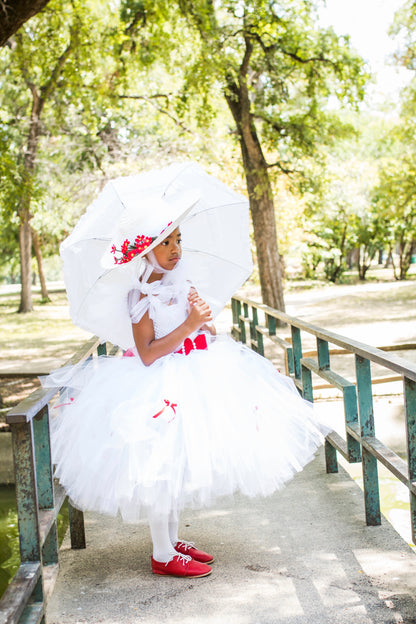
[60,161,253,349]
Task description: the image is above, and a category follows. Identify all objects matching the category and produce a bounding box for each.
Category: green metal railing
[0,338,112,624]
[231,295,416,543]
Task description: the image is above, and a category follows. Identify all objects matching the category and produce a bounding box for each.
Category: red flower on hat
[121,239,130,254]
[111,234,155,265]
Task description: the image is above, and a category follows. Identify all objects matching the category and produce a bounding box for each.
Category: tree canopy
[2,0,416,316]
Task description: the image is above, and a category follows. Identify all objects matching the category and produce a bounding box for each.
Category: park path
[47,449,416,624]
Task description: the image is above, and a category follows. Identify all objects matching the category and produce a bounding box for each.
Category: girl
[46,192,326,580]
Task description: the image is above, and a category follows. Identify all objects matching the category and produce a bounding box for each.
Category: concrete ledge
[46,448,416,624]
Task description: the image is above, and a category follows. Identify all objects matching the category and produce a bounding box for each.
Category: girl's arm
[132,294,213,366]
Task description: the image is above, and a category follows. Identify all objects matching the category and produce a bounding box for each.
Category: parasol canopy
[60,161,253,349]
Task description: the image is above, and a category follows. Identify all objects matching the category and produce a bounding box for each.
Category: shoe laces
[165,552,192,567]
[176,540,195,552]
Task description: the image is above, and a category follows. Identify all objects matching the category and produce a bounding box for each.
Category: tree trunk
[225,62,285,313]
[357,247,362,279]
[18,85,44,312]
[400,239,415,280]
[358,245,374,280]
[388,245,398,280]
[18,219,32,312]
[32,227,51,302]
[245,163,286,312]
[0,0,52,46]
[378,248,383,265]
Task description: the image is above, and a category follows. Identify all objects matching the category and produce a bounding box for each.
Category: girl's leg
[168,509,179,547]
[168,509,214,564]
[149,514,178,562]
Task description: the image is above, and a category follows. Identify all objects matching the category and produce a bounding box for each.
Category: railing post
[250,306,264,355]
[231,298,239,340]
[317,338,330,370]
[232,298,245,342]
[325,439,338,473]
[11,421,43,571]
[291,326,302,381]
[240,302,248,344]
[68,502,86,549]
[344,385,361,463]
[286,345,294,376]
[33,406,58,565]
[355,355,381,526]
[301,363,313,402]
[249,305,256,351]
[33,407,54,509]
[266,313,276,337]
[404,376,416,543]
[316,337,337,470]
[97,342,107,356]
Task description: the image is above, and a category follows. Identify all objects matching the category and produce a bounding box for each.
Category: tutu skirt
[45,336,326,522]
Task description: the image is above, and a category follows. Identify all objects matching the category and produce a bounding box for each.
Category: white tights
[149,511,180,562]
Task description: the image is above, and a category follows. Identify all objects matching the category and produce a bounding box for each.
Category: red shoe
[174,541,214,564]
[151,553,212,578]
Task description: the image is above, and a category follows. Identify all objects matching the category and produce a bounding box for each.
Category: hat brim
[100,189,200,270]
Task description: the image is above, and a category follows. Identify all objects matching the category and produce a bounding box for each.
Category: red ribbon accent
[152,399,177,422]
[122,349,135,357]
[176,333,208,355]
[53,397,74,409]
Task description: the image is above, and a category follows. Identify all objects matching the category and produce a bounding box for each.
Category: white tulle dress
[45,267,326,524]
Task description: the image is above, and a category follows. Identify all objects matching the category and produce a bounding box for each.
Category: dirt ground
[0,377,40,407]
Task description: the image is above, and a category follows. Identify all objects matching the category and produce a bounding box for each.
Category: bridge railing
[231,295,416,544]
[0,338,115,624]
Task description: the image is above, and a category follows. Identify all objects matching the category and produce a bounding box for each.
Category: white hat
[101,189,200,269]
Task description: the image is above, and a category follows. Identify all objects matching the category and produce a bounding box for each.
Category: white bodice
[127,279,191,340]
[150,295,189,340]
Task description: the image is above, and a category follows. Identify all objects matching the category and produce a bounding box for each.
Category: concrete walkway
[47,449,416,624]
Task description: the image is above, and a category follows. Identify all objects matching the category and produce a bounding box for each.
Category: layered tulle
[45,336,326,523]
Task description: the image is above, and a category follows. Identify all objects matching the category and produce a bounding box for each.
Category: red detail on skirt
[152,399,177,422]
[53,397,74,409]
[123,349,135,357]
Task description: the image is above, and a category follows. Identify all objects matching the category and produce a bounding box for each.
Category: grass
[0,289,90,366]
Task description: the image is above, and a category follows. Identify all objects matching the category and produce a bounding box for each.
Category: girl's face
[152,227,182,270]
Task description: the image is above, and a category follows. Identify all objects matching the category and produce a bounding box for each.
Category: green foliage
[120,0,368,163]
[368,0,416,280]
[0,0,120,262]
[372,148,416,280]
[390,0,416,71]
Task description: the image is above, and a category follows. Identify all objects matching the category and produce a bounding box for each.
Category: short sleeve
[127,289,150,324]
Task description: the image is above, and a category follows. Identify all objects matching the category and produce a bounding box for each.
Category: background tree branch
[0,0,51,46]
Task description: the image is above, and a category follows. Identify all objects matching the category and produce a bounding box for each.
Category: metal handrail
[233,295,416,381]
[0,338,109,624]
[231,295,416,544]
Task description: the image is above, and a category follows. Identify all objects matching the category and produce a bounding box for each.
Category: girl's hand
[186,291,213,332]
[188,289,216,334]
